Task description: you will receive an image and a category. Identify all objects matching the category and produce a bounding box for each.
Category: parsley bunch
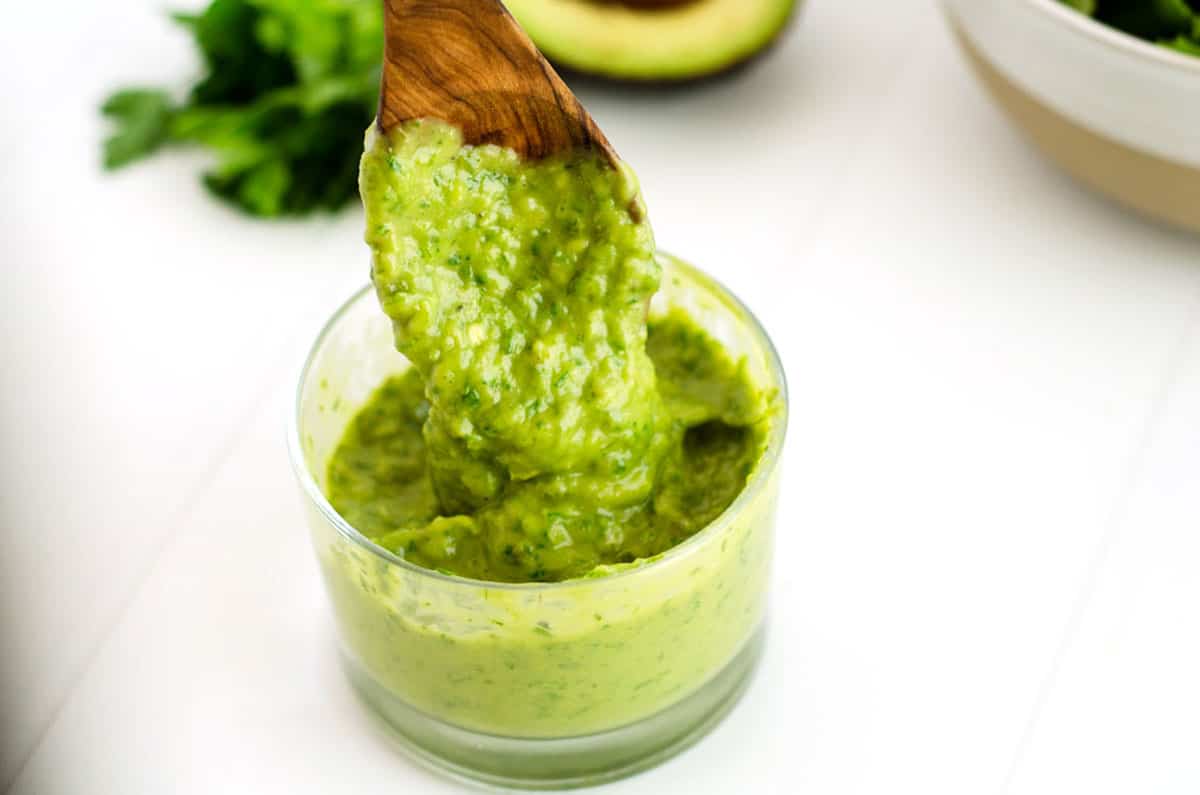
[101,0,383,216]
[1059,0,1200,57]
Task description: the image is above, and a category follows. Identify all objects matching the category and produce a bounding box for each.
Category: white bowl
[944,0,1200,232]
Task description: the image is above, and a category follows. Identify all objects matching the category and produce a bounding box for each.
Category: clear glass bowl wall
[288,253,788,789]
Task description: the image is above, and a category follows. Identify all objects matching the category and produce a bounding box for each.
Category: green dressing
[333,120,769,583]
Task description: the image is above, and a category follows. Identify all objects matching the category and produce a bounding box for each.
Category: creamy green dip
[335,120,769,583]
[308,121,784,743]
[330,310,765,580]
[311,257,783,740]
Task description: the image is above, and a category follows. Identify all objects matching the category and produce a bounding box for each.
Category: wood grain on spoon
[379,0,618,166]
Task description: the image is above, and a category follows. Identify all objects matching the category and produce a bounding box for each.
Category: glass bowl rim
[285,253,789,592]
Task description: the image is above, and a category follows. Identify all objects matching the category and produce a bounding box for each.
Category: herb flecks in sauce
[334,119,767,582]
[328,315,767,582]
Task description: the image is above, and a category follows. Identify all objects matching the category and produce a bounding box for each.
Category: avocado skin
[507,0,800,84]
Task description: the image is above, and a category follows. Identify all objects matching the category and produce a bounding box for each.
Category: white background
[3,1,1199,792]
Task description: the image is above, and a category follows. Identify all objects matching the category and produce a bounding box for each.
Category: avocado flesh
[504,0,798,82]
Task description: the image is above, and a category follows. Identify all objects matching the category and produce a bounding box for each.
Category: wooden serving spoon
[378,0,618,166]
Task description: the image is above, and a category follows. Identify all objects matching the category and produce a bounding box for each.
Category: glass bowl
[287,252,788,790]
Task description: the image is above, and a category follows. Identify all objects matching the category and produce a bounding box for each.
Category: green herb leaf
[1059,0,1098,15]
[100,0,382,216]
[1059,0,1200,58]
[100,89,176,169]
[1163,32,1200,53]
[181,0,296,105]
[1099,0,1195,40]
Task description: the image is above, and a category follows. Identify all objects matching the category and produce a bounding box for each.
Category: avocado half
[504,0,799,82]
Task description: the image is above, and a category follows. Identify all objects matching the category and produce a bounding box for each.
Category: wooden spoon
[378,0,618,166]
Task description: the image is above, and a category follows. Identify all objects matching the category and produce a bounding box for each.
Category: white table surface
[3,1,1199,792]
